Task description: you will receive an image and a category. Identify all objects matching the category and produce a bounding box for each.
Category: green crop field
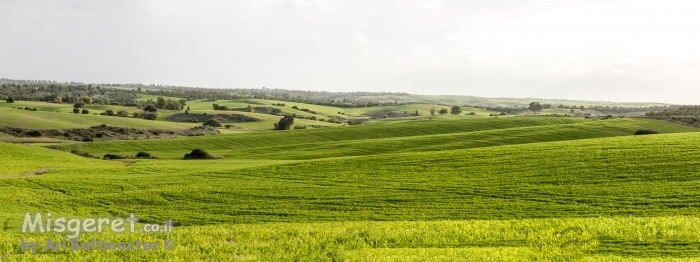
[1,106,699,261]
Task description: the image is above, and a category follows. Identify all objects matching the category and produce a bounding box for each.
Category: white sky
[1,0,699,104]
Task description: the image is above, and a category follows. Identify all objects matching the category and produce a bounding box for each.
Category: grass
[1,112,699,260]
[56,117,588,156]
[0,106,199,130]
[4,216,700,261]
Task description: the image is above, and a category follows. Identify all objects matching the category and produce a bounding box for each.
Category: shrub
[103,154,126,160]
[143,105,158,112]
[274,115,295,130]
[141,112,158,120]
[25,130,42,137]
[81,109,89,114]
[468,112,476,115]
[6,97,14,103]
[73,108,80,114]
[104,110,115,116]
[439,108,448,115]
[184,149,213,160]
[635,129,659,135]
[294,125,307,129]
[73,102,85,108]
[135,152,152,158]
[224,124,234,129]
[451,106,462,115]
[116,111,129,117]
[203,119,222,127]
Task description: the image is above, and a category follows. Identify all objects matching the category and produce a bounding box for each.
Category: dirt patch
[167,113,260,123]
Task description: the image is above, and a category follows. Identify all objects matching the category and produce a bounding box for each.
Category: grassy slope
[0,142,119,176]
[0,107,200,129]
[56,117,587,155]
[6,131,700,224]
[2,117,700,261]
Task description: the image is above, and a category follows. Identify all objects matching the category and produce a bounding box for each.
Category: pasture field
[1,113,699,261]
[0,106,199,130]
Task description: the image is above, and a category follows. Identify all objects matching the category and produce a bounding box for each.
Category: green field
[1,102,699,261]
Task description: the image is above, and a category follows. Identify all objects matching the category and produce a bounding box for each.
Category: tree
[54,95,63,103]
[450,106,462,115]
[247,105,254,113]
[439,108,448,115]
[74,102,85,108]
[104,110,115,116]
[6,97,14,103]
[81,109,89,114]
[528,102,543,113]
[274,115,295,130]
[414,110,419,116]
[203,119,222,127]
[429,107,436,115]
[116,110,129,117]
[143,105,158,113]
[156,96,167,109]
[82,96,93,105]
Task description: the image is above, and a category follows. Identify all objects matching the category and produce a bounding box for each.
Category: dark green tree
[274,115,295,130]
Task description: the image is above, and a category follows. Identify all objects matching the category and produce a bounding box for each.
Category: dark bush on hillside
[141,112,158,120]
[184,149,214,160]
[274,115,295,130]
[73,108,80,114]
[25,130,42,137]
[104,110,115,116]
[103,154,126,160]
[143,105,158,112]
[294,125,307,129]
[135,152,152,158]
[203,119,222,127]
[73,102,85,108]
[116,110,129,117]
[81,109,89,114]
[6,97,14,103]
[635,129,659,135]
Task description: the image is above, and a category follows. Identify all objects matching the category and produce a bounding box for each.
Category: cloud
[419,0,442,8]
[355,33,369,45]
[281,0,332,11]
[445,34,458,41]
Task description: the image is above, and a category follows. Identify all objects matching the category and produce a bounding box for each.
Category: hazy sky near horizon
[1,0,700,104]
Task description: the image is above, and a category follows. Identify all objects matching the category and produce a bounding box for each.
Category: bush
[73,102,85,108]
[274,115,295,130]
[116,111,129,117]
[6,97,14,103]
[294,125,307,129]
[143,105,158,112]
[25,130,42,137]
[203,119,222,127]
[468,112,476,115]
[141,112,158,120]
[635,129,659,135]
[184,149,213,160]
[81,109,89,114]
[103,154,126,160]
[73,108,80,114]
[104,110,115,116]
[135,152,152,158]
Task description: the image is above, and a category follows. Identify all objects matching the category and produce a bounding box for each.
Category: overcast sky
[1,0,699,104]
